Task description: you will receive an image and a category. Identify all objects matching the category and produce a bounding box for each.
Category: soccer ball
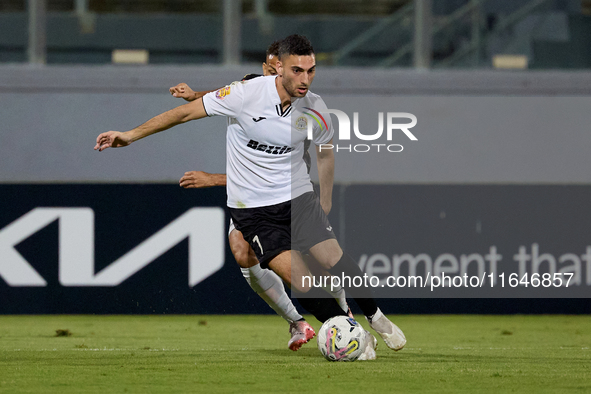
[317,316,367,362]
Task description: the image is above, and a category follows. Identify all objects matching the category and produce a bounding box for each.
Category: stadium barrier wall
[1,66,590,313]
[1,66,591,184]
[1,184,589,314]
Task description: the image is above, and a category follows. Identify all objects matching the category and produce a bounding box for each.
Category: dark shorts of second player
[229,191,336,268]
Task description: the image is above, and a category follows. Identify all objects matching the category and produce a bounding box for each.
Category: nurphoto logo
[302,109,418,153]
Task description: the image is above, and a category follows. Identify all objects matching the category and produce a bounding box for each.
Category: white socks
[368,307,384,323]
[324,285,348,313]
[241,265,303,323]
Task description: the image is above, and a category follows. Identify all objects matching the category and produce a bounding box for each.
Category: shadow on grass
[248,347,588,366]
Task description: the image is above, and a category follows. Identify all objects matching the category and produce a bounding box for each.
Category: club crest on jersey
[295,116,308,131]
[246,140,294,155]
[215,86,231,100]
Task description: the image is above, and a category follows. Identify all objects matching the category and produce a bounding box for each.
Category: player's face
[278,54,316,98]
[262,54,279,76]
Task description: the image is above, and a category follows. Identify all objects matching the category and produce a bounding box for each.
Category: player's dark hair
[266,40,282,58]
[278,34,314,60]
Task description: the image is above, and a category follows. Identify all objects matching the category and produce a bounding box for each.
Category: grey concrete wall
[309,95,591,184]
[1,65,590,184]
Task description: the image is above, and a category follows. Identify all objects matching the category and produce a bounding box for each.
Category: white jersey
[202,76,334,209]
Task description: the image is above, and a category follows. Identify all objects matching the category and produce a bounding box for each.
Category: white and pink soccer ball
[317,316,367,362]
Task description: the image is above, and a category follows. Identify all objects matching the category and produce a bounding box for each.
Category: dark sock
[328,253,378,317]
[293,287,347,323]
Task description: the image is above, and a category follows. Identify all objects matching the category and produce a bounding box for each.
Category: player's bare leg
[304,253,352,317]
[309,238,407,351]
[229,228,259,269]
[178,171,315,350]
[230,230,315,351]
[267,250,316,293]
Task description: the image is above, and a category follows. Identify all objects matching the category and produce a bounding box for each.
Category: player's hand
[169,83,199,102]
[179,171,216,188]
[94,131,132,151]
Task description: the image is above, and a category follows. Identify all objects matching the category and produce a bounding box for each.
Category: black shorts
[229,192,336,268]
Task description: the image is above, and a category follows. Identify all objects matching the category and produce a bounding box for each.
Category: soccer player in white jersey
[169,41,349,351]
[94,35,406,360]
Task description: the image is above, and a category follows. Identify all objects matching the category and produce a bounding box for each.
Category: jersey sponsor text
[246,139,294,155]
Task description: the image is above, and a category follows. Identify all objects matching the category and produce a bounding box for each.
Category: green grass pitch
[1,314,590,393]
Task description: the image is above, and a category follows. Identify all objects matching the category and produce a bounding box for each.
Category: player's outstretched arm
[169,83,215,102]
[94,97,208,152]
[316,140,335,215]
[179,171,227,188]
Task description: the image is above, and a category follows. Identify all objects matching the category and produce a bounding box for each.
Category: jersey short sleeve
[242,73,261,81]
[202,80,244,118]
[310,97,334,146]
